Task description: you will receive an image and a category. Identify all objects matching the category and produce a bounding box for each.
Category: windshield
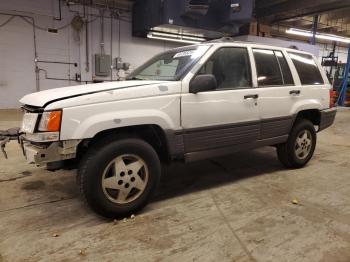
[127,45,210,81]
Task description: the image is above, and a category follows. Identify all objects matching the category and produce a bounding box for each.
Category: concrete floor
[0,109,350,262]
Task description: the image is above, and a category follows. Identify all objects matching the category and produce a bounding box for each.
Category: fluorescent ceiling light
[286,28,313,38]
[147,34,200,44]
[151,31,206,41]
[286,28,350,44]
[147,32,205,44]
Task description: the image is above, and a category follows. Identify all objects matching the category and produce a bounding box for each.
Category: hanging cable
[54,0,62,21]
[20,16,71,30]
[0,16,15,27]
[0,12,39,91]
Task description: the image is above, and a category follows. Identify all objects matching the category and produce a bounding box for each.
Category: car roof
[196,37,313,56]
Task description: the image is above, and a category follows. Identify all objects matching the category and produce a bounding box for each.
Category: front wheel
[78,137,161,218]
[277,119,316,168]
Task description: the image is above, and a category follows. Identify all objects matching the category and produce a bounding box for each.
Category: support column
[310,14,319,45]
[337,44,350,106]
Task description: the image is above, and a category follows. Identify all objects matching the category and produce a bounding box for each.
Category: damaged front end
[1,127,81,170]
[21,139,81,166]
[0,105,79,170]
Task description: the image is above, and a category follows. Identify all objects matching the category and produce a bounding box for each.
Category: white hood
[20,80,166,107]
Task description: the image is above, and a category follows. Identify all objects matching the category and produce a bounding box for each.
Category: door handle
[244,94,259,99]
[289,90,301,95]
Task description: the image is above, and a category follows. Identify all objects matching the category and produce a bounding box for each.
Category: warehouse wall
[1,1,349,109]
[0,0,179,108]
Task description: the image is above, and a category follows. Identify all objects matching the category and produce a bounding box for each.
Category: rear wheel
[78,137,161,218]
[277,119,316,168]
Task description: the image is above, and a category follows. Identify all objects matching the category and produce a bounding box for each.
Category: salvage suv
[9,39,336,218]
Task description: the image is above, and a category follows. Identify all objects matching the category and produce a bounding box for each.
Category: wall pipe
[85,19,90,71]
[110,14,113,80]
[0,12,40,92]
[99,8,105,54]
[37,60,78,66]
[54,0,62,21]
[68,4,131,23]
[118,16,121,58]
[38,68,82,82]
[38,68,121,83]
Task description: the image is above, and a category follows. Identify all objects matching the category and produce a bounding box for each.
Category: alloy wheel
[101,154,149,204]
[294,129,312,160]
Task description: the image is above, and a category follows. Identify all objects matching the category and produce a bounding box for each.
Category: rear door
[287,51,330,110]
[251,48,301,139]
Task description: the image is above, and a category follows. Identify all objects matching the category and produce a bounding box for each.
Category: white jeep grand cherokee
[18,39,336,218]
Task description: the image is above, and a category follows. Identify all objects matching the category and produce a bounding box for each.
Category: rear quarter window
[288,52,324,85]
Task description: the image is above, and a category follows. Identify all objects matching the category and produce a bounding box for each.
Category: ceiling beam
[256,0,350,23]
[321,7,350,21]
[70,0,134,11]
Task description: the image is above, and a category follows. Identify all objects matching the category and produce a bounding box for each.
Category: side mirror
[189,74,217,94]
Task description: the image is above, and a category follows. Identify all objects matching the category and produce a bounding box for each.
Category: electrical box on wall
[95,54,111,76]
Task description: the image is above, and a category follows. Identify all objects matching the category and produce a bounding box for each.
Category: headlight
[38,111,62,132]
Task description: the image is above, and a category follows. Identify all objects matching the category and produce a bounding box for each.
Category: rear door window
[288,52,324,85]
[253,49,283,86]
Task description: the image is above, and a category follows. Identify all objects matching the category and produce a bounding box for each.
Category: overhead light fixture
[147,32,206,44]
[286,28,350,44]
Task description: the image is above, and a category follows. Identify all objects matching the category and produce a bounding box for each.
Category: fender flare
[61,109,177,140]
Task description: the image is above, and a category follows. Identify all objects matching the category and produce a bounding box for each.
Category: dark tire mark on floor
[21,180,46,190]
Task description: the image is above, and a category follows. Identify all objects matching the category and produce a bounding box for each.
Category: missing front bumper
[0,128,81,167]
[23,140,81,165]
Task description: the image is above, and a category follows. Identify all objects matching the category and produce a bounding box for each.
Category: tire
[277,119,316,168]
[78,136,161,218]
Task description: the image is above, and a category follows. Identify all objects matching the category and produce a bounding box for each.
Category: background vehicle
[9,40,336,218]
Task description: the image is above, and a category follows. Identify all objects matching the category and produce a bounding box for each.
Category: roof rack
[205,37,251,43]
[202,37,310,54]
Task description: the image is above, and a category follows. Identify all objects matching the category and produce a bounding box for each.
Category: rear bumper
[318,108,337,132]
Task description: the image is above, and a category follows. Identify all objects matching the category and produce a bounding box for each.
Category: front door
[181,47,260,159]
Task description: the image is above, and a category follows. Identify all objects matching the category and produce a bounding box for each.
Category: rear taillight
[329,89,335,108]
